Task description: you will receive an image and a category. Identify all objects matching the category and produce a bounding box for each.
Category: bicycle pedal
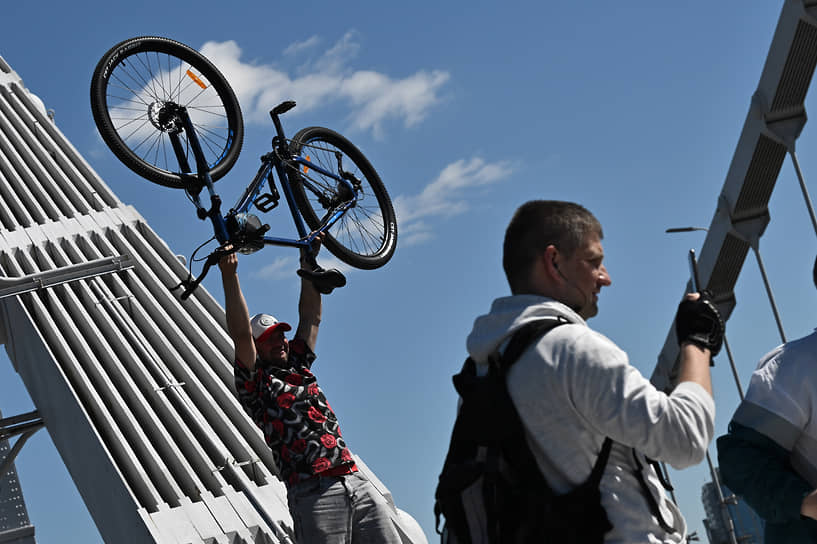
[254,193,279,212]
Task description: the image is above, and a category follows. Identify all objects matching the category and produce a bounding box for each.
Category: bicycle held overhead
[90,36,398,298]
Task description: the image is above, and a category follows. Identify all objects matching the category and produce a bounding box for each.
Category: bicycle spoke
[300,175,337,201]
[113,114,149,134]
[197,130,226,163]
[148,132,162,170]
[132,53,161,102]
[341,211,383,252]
[124,119,155,150]
[195,123,230,143]
[187,104,230,117]
[150,51,169,102]
[113,61,149,96]
[109,74,151,108]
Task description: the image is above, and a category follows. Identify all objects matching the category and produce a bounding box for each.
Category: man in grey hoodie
[465,200,719,542]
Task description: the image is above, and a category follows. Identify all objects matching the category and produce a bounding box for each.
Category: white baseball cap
[250,313,292,343]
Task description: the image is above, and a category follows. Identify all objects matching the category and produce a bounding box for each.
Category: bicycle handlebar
[173,246,235,300]
[173,237,347,299]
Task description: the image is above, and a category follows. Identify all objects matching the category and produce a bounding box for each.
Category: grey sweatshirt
[466,295,715,543]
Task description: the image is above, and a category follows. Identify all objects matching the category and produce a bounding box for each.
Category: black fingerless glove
[675,292,724,358]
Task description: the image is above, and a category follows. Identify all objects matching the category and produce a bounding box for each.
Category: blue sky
[1,1,815,542]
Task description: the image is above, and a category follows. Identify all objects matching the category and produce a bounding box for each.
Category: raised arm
[296,246,322,352]
[219,249,257,369]
[676,343,712,396]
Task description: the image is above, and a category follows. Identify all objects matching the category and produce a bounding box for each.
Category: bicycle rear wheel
[90,36,243,188]
[289,127,397,270]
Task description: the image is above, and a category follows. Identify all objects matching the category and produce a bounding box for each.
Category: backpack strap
[496,317,569,374]
[646,457,674,491]
[589,437,613,487]
[631,450,678,534]
[498,317,614,490]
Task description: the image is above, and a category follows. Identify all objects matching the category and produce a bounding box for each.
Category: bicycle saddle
[297,266,346,294]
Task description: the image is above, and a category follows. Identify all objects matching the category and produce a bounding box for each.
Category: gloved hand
[675,291,724,358]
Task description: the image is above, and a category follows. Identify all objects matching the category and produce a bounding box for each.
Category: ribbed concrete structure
[0,47,424,544]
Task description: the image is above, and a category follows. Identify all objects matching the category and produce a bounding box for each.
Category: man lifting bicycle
[218,237,401,543]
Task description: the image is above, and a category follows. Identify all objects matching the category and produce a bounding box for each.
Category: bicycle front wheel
[90,36,244,188]
[289,127,397,270]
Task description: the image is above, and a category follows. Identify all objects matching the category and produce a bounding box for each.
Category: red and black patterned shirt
[234,337,357,485]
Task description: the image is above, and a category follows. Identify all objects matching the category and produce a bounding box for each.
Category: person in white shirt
[464,200,722,542]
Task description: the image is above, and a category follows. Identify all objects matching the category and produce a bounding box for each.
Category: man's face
[256,329,289,365]
[556,232,611,319]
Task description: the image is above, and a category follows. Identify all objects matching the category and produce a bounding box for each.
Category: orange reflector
[186,70,207,89]
[303,156,310,174]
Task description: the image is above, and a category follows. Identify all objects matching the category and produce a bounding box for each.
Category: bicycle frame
[169,104,356,252]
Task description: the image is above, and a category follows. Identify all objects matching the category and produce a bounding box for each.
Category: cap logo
[258,315,276,327]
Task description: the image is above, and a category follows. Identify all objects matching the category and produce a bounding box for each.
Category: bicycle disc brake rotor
[149,101,184,134]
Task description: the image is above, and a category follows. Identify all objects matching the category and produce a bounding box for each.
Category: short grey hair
[502,200,602,293]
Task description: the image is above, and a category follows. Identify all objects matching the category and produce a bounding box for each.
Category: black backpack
[434,318,614,543]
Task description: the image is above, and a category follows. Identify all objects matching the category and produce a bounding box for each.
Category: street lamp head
[666,226,709,234]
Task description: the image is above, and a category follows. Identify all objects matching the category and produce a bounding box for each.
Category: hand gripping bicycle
[90,36,397,299]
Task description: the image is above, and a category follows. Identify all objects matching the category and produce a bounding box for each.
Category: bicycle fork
[169,106,230,244]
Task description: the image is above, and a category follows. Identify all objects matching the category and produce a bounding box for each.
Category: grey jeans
[287,472,402,543]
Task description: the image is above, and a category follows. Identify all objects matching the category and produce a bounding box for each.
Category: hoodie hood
[466,294,586,364]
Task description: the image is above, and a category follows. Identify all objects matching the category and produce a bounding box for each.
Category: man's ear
[543,245,560,279]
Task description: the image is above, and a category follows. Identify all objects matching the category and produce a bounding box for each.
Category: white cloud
[394,157,513,246]
[283,35,321,57]
[87,130,111,160]
[251,253,354,283]
[253,256,296,280]
[339,70,450,138]
[314,254,354,275]
[314,30,360,74]
[397,220,435,247]
[199,33,449,137]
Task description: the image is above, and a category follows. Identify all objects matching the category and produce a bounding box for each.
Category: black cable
[190,236,216,263]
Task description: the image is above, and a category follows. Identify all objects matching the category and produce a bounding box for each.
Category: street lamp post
[666,226,741,544]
